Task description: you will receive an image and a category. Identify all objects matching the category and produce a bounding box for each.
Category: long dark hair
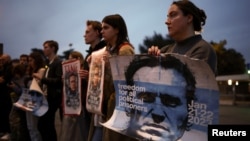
[29,51,45,74]
[102,14,130,49]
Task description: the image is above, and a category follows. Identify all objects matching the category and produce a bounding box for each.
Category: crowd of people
[0,0,217,141]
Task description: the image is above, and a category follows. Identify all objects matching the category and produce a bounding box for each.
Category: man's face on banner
[132,66,188,141]
[69,75,77,91]
[30,91,43,111]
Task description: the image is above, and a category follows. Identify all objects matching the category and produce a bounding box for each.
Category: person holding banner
[77,20,106,141]
[83,20,106,71]
[148,0,217,75]
[87,14,136,141]
[25,51,46,141]
[60,51,91,141]
[33,40,63,141]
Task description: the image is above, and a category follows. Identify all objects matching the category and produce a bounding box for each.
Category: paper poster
[14,78,48,117]
[62,59,81,115]
[86,47,106,115]
[101,54,219,141]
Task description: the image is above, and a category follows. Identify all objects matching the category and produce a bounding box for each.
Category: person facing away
[148,0,217,75]
[33,40,63,141]
[25,51,46,141]
[60,51,90,141]
[123,55,196,141]
[87,14,136,141]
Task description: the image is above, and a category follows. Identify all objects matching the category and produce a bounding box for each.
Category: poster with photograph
[86,47,106,115]
[62,59,81,115]
[14,78,48,117]
[101,54,219,141]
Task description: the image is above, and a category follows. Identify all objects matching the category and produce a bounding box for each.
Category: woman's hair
[12,63,27,77]
[102,14,130,48]
[69,51,84,68]
[173,0,207,32]
[29,51,46,74]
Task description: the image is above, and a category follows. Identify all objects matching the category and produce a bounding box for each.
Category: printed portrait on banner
[14,78,48,117]
[86,47,105,115]
[101,54,219,141]
[62,59,81,115]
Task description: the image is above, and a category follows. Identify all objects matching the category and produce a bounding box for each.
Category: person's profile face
[101,22,118,43]
[84,25,99,44]
[166,4,189,40]
[43,43,53,57]
[131,66,188,141]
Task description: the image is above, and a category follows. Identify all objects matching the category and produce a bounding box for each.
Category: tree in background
[138,32,174,53]
[138,33,246,75]
[211,40,246,75]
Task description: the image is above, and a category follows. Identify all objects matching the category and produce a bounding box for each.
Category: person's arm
[41,60,63,87]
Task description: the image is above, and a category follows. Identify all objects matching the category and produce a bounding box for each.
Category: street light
[228,79,232,86]
[228,79,236,105]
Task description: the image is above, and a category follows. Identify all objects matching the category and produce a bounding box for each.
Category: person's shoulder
[160,43,175,53]
[119,43,134,55]
[38,68,46,74]
[53,56,63,64]
[39,67,46,71]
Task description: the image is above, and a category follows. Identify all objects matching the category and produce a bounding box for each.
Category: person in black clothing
[83,20,106,70]
[79,20,106,141]
[33,40,63,141]
[0,54,13,140]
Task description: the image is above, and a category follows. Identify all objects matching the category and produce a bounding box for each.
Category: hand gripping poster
[62,59,81,115]
[101,54,219,141]
[86,47,106,115]
[14,78,48,117]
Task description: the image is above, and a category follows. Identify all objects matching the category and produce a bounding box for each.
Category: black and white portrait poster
[62,59,81,115]
[86,47,105,115]
[101,54,219,141]
[14,78,48,117]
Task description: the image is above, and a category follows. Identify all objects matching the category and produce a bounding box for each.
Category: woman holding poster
[26,51,46,141]
[87,14,136,141]
[148,0,217,75]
